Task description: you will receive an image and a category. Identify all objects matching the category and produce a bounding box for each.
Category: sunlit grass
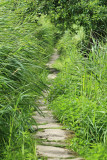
[0,1,55,159]
[48,28,107,159]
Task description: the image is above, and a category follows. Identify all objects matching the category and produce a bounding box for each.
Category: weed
[48,28,107,159]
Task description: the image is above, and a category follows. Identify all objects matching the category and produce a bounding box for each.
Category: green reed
[0,1,55,159]
[48,28,107,159]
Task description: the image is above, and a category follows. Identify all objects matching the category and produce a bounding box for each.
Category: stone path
[33,49,84,160]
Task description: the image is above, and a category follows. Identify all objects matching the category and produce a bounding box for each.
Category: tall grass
[0,1,55,159]
[48,28,107,159]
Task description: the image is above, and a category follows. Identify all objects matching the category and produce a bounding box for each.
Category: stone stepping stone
[71,158,84,160]
[35,110,53,116]
[42,110,52,114]
[34,111,52,117]
[36,129,67,141]
[38,123,62,129]
[46,50,59,68]
[32,123,62,131]
[32,115,57,124]
[41,141,66,147]
[37,100,45,105]
[39,106,48,111]
[48,74,57,79]
[37,145,74,159]
[48,158,84,160]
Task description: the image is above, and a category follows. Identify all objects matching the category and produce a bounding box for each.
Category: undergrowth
[0,1,55,159]
[48,28,107,159]
[1,0,107,159]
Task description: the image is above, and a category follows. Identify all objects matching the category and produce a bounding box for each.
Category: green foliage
[40,0,107,40]
[0,1,55,159]
[48,30,107,159]
[70,139,107,160]
[1,0,107,159]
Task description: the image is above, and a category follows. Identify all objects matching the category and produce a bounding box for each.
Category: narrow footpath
[32,49,84,160]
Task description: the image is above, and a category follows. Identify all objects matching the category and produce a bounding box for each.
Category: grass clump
[48,28,107,159]
[0,1,55,159]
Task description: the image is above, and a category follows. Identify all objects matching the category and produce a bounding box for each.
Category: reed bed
[0,1,55,159]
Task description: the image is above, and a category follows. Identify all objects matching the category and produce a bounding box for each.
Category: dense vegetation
[0,0,55,159]
[48,27,107,159]
[40,0,107,52]
[46,0,107,159]
[0,0,107,159]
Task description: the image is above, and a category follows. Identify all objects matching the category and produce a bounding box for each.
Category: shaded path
[33,49,83,160]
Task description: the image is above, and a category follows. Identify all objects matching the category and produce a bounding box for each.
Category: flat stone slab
[42,141,66,147]
[32,123,62,131]
[40,110,53,116]
[39,106,48,111]
[37,99,45,105]
[48,158,83,160]
[34,110,52,116]
[38,123,62,129]
[37,145,74,158]
[32,115,57,124]
[36,129,67,141]
[46,50,59,68]
[48,74,57,79]
[71,158,84,160]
